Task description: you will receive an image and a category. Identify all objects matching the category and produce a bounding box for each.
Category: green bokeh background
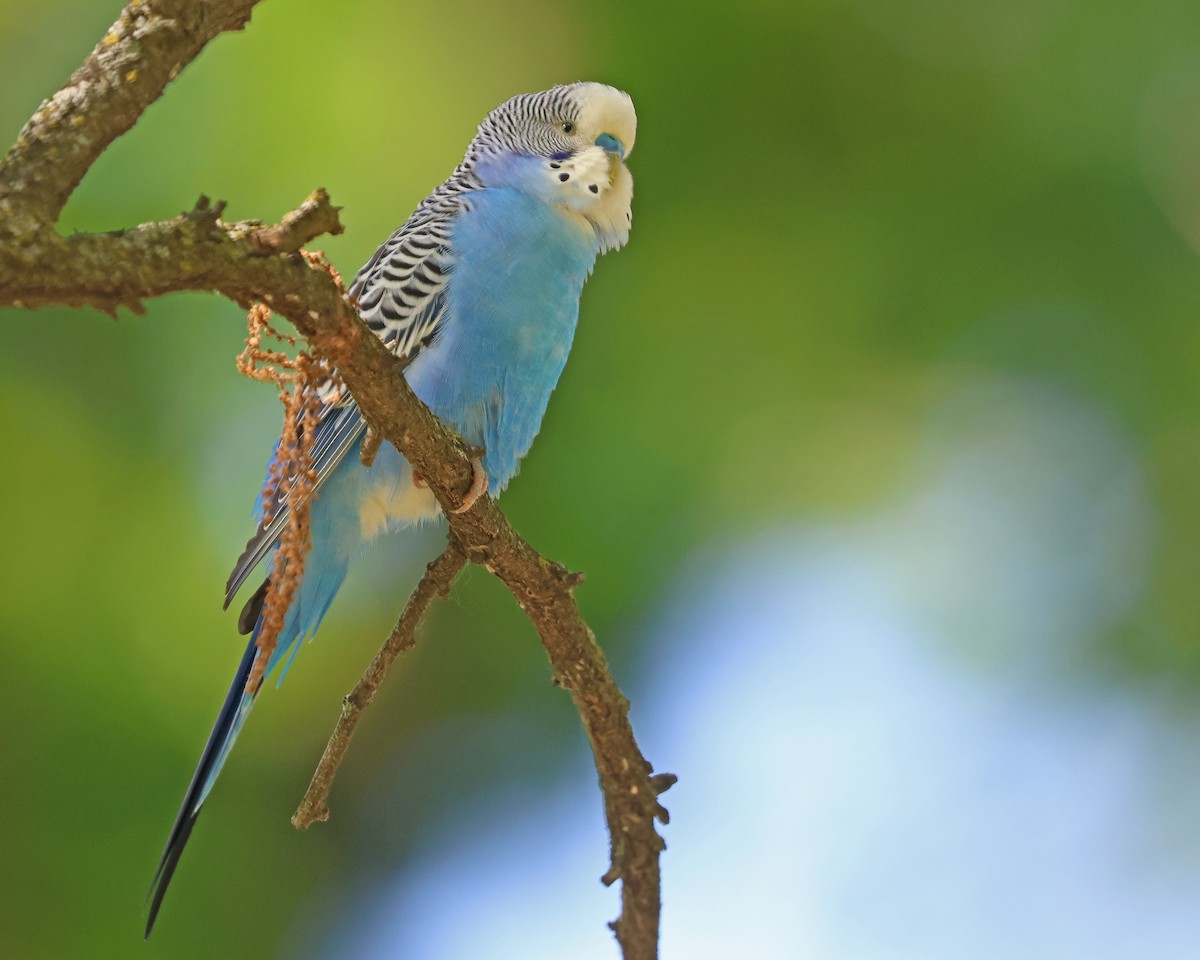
[4,1,1200,957]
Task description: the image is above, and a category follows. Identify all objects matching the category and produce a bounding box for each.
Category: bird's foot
[450,457,487,514]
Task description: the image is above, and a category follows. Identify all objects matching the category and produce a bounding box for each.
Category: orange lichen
[300,248,347,296]
[236,302,333,693]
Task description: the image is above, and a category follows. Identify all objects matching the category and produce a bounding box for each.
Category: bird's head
[468,82,637,252]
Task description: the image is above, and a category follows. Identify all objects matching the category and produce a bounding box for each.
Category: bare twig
[292,541,468,829]
[0,3,670,957]
[359,426,383,467]
[246,191,344,255]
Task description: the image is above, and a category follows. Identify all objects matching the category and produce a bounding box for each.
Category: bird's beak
[595,134,626,186]
[595,133,626,158]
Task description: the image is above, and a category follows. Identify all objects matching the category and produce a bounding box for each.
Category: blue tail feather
[145,636,257,938]
[145,499,355,936]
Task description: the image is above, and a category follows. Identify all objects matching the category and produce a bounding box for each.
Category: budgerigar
[145,82,636,936]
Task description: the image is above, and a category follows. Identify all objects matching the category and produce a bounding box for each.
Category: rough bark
[0,3,670,958]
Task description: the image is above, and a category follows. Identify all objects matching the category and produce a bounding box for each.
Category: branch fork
[0,3,670,957]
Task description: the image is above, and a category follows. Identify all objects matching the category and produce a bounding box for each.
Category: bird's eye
[561,121,576,135]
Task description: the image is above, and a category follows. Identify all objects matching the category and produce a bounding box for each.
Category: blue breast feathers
[403,186,600,492]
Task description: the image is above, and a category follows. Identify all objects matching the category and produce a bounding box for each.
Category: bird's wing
[223,199,462,610]
[349,195,458,357]
[222,402,366,611]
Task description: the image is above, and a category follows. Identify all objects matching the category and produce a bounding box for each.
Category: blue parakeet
[145,82,636,935]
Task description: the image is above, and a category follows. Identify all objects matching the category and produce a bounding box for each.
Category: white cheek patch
[546,146,614,211]
[540,141,633,253]
[590,162,633,253]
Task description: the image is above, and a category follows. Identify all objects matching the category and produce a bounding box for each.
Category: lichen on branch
[0,0,262,230]
[0,3,671,958]
[235,303,326,692]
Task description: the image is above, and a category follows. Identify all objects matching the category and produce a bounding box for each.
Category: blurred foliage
[3,0,1200,957]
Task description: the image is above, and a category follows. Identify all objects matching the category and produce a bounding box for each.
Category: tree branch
[293,540,468,829]
[1,191,345,315]
[0,3,670,957]
[0,0,261,234]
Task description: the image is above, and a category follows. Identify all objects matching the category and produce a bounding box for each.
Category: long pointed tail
[146,548,354,935]
[146,447,375,935]
[145,635,259,937]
